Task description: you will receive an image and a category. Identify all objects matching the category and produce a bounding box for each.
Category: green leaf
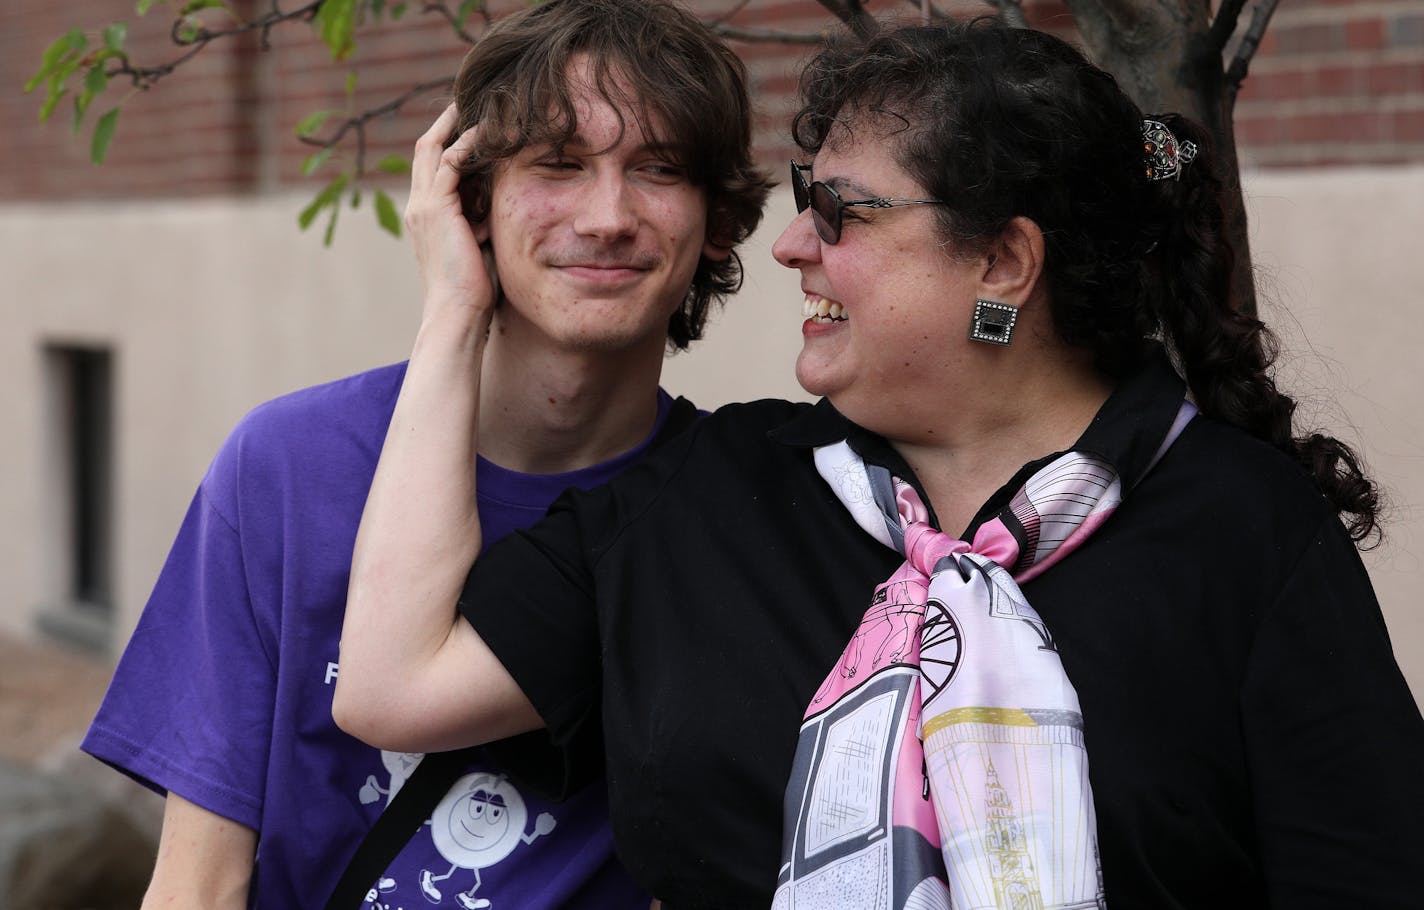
[103,23,128,52]
[323,204,340,246]
[456,0,481,28]
[301,147,334,176]
[344,70,357,97]
[39,87,68,123]
[298,174,350,229]
[374,189,402,237]
[181,0,227,13]
[52,52,85,88]
[350,188,361,209]
[84,62,109,95]
[297,198,324,230]
[375,154,411,175]
[63,27,88,55]
[391,2,408,20]
[371,0,385,16]
[91,108,120,164]
[136,0,158,14]
[73,64,109,132]
[293,109,336,138]
[176,15,203,42]
[25,29,87,93]
[312,0,359,61]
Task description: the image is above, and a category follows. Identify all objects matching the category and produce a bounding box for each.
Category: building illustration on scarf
[983,758,1044,910]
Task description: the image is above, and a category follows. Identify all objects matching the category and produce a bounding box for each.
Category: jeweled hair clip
[1142,118,1198,181]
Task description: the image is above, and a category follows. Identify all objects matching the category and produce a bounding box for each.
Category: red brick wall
[3,0,1421,203]
[1237,0,1424,166]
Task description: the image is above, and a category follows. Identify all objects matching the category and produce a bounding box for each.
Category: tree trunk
[1064,0,1258,316]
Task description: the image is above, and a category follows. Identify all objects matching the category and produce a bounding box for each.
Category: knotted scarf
[773,400,1195,910]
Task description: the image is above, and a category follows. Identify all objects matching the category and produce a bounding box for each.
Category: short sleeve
[459,490,608,798]
[81,471,277,831]
[1241,514,1424,906]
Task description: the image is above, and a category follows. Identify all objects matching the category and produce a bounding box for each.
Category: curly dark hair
[450,0,772,351]
[793,18,1381,543]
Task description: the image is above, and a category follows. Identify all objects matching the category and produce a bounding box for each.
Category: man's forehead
[554,54,672,145]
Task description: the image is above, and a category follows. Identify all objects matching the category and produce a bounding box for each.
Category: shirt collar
[766,396,856,449]
[767,351,1187,528]
[1072,352,1188,491]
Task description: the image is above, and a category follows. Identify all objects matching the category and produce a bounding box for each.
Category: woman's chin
[794,356,836,400]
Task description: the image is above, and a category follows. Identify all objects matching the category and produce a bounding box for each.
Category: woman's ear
[980,216,1045,307]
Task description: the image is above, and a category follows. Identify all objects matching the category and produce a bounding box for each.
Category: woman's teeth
[803,295,846,323]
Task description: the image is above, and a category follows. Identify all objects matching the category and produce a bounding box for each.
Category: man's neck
[474,311,669,475]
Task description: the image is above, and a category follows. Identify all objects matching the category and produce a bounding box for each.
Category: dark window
[45,345,114,615]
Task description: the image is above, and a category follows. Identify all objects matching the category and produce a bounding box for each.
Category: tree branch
[1065,0,1155,40]
[709,0,829,44]
[299,75,454,175]
[106,2,323,90]
[1207,0,1248,56]
[172,2,323,47]
[708,0,753,27]
[982,0,1029,29]
[904,0,952,24]
[1225,0,1279,100]
[420,2,480,45]
[711,23,826,44]
[814,0,877,39]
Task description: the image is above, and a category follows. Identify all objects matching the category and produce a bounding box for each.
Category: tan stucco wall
[1244,167,1424,700]
[0,200,419,649]
[2,167,1420,700]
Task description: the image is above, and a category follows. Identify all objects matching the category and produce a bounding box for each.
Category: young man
[80,2,769,907]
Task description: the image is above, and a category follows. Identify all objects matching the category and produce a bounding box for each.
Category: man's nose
[572,172,638,240]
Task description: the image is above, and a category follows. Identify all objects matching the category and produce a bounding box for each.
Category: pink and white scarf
[773,401,1195,910]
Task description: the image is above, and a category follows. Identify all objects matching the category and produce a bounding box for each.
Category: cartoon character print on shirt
[414,772,556,909]
[360,750,425,806]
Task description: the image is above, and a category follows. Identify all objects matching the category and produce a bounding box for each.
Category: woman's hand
[406,102,498,327]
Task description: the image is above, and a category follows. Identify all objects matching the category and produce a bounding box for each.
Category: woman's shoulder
[650,398,817,468]
[1151,412,1343,554]
[704,398,816,431]
[1174,414,1322,497]
[549,398,814,516]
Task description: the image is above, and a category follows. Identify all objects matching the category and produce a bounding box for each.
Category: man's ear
[702,234,733,263]
[980,216,1045,307]
[471,218,491,246]
[702,205,735,262]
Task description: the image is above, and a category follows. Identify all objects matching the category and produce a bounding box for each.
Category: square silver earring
[969,299,1019,346]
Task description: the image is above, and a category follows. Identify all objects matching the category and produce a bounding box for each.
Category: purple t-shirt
[82,362,674,909]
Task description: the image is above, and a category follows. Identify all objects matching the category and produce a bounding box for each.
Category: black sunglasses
[790,162,946,245]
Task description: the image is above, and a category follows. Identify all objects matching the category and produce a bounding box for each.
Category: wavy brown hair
[793,19,1381,543]
[451,0,771,351]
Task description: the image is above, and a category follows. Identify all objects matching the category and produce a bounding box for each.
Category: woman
[336,19,1424,909]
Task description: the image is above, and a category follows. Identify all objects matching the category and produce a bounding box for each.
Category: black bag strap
[323,395,701,909]
[323,747,475,910]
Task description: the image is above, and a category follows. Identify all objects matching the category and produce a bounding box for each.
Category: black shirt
[463,360,1424,909]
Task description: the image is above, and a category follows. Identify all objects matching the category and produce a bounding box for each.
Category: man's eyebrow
[540,134,689,164]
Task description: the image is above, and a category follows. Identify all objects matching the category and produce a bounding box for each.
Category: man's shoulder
[204,362,408,498]
[238,362,408,440]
